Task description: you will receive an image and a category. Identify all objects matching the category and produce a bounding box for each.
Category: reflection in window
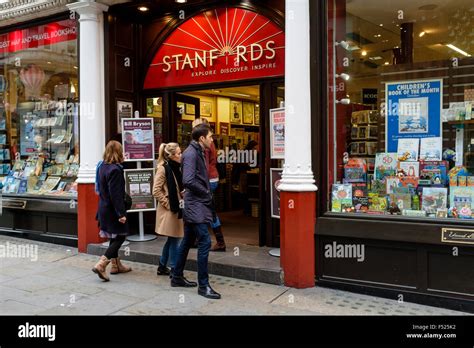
[328,0,474,219]
[0,19,79,197]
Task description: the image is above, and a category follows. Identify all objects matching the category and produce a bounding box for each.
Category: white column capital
[279,0,317,193]
[67,1,109,21]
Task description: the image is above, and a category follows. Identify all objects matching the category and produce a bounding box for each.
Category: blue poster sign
[385,79,442,152]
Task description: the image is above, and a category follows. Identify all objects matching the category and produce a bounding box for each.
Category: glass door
[145,95,164,158]
[176,94,200,151]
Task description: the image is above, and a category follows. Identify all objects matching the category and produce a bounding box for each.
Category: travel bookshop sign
[144,7,284,89]
[385,79,442,152]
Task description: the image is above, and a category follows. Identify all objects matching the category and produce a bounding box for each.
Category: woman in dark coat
[92,140,132,281]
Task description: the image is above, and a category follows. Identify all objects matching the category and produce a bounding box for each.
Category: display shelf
[447,120,474,125]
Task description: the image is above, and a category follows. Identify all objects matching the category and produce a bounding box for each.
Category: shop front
[313,0,474,311]
[0,14,79,245]
[105,0,285,247]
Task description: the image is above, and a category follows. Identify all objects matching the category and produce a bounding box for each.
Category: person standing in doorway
[171,124,221,299]
[192,118,226,252]
[93,140,132,281]
[153,142,184,277]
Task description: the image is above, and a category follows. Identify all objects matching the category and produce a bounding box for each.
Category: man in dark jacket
[171,124,221,299]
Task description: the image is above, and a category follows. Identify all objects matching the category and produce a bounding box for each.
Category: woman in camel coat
[153,142,184,276]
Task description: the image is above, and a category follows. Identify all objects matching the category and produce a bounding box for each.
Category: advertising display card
[468,177,474,187]
[368,193,387,212]
[17,179,28,194]
[353,196,369,212]
[400,176,419,189]
[386,177,401,194]
[397,138,419,161]
[402,209,426,217]
[422,187,447,214]
[449,186,474,211]
[374,153,397,180]
[331,184,352,212]
[371,179,387,196]
[270,108,285,159]
[344,158,367,183]
[124,169,156,212]
[40,176,61,192]
[122,118,155,161]
[117,101,133,134]
[419,137,442,161]
[385,79,442,152]
[389,193,412,210]
[398,161,419,177]
[351,183,368,198]
[420,161,448,185]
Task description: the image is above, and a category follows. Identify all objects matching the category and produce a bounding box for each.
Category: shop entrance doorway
[176,86,261,246]
[144,81,283,247]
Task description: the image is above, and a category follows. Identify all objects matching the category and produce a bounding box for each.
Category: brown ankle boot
[211,226,226,252]
[110,257,132,274]
[211,243,226,252]
[92,255,111,281]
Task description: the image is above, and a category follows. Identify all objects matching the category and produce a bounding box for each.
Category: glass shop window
[0,19,79,197]
[327,0,474,220]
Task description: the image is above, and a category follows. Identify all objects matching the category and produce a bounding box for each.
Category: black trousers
[104,235,126,259]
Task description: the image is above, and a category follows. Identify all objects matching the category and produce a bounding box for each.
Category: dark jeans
[173,223,211,287]
[160,236,182,269]
[104,235,126,259]
[209,181,221,228]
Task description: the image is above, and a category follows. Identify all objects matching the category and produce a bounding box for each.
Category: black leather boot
[198,285,221,299]
[157,263,170,276]
[171,276,197,287]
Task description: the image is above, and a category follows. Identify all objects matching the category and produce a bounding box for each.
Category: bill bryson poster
[270,107,285,159]
[385,79,442,153]
[121,118,154,161]
[124,169,156,212]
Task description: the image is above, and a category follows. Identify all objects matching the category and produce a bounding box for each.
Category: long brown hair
[103,140,124,164]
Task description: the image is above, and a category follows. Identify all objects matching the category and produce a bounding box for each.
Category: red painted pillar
[280,191,316,288]
[77,183,104,253]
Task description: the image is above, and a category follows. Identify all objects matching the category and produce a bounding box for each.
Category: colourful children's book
[374,153,397,180]
[422,187,448,214]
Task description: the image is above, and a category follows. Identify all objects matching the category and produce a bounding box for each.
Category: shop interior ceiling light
[446,44,472,57]
[419,31,426,37]
[335,73,350,81]
[175,0,187,3]
[336,98,351,105]
[335,41,350,50]
[138,6,149,12]
[228,92,251,98]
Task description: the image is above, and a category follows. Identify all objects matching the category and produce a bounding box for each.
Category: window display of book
[2,153,79,198]
[330,152,474,220]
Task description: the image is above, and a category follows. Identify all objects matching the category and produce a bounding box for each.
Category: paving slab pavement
[0,235,470,316]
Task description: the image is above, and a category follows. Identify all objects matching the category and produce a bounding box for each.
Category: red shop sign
[144,7,284,89]
[0,19,77,54]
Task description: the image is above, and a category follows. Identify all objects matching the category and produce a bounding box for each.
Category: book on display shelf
[421,187,448,215]
[397,138,419,161]
[374,153,397,180]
